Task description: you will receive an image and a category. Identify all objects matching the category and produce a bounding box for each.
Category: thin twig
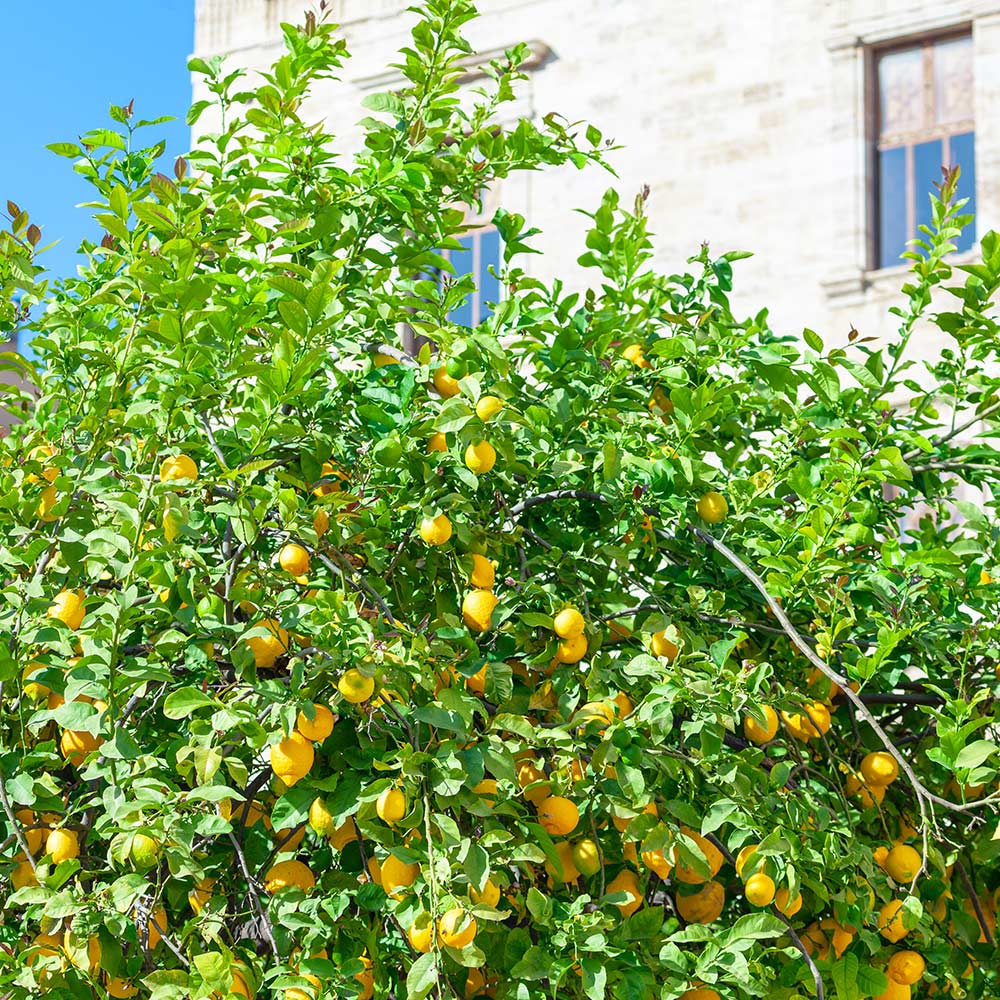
[0,687,37,870]
[955,859,994,946]
[200,413,229,470]
[360,342,418,367]
[228,831,280,960]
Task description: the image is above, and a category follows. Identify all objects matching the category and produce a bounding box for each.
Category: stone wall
[193,0,1000,371]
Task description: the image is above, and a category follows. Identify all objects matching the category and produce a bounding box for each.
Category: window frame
[436,223,503,329]
[865,23,974,272]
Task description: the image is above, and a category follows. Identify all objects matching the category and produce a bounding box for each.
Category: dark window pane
[447,235,475,327]
[879,146,908,269]
[950,130,976,252]
[914,138,944,247]
[479,229,501,321]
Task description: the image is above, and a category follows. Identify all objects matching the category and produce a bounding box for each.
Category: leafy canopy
[1,3,1000,1000]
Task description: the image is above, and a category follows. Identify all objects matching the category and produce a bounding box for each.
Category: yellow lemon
[296,704,335,742]
[775,887,802,917]
[674,827,724,884]
[313,508,330,537]
[622,343,651,368]
[744,872,776,907]
[264,859,315,893]
[278,544,310,577]
[650,629,678,661]
[887,950,926,986]
[270,731,315,786]
[381,852,419,897]
[419,513,452,546]
[553,607,585,639]
[537,796,579,836]
[475,395,504,421]
[37,484,59,522]
[556,632,588,664]
[877,899,910,942]
[433,367,461,398]
[48,589,86,630]
[427,432,447,453]
[462,589,498,632]
[464,440,496,474]
[884,845,921,883]
[376,787,407,824]
[743,706,778,743]
[60,728,102,766]
[606,869,644,916]
[338,669,375,704]
[438,907,477,948]
[160,454,198,482]
[469,877,501,907]
[696,491,728,524]
[469,554,496,589]
[675,880,725,924]
[861,751,899,787]
[244,619,290,670]
[46,827,80,863]
[408,913,434,953]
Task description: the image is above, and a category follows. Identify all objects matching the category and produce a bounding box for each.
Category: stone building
[193,0,994,356]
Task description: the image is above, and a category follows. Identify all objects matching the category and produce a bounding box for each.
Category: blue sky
[1,1,195,282]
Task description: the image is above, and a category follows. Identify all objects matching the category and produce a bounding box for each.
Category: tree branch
[690,525,998,816]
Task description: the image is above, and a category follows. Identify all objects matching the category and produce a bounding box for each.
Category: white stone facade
[192,0,1000,358]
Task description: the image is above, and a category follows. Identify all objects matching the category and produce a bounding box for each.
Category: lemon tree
[2,3,1000,999]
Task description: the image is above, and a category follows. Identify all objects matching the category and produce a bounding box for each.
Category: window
[874,32,975,270]
[438,227,502,327]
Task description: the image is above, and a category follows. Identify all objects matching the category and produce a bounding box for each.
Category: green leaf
[405,952,437,1000]
[163,687,218,719]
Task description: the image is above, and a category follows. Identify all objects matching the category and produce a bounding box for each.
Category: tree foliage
[1,3,999,999]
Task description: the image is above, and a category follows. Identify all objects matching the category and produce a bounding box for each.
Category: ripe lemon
[373,351,399,367]
[553,607,585,639]
[160,454,198,482]
[338,669,375,704]
[675,880,725,924]
[376,787,407,824]
[887,950,926,985]
[60,728,102,766]
[264,859,315,893]
[270,731,315,786]
[516,761,551,804]
[419,513,452,546]
[872,981,910,1000]
[674,826,724,884]
[464,440,496,474]
[612,691,634,718]
[329,819,356,851]
[48,589,86,630]
[12,860,37,890]
[188,876,215,914]
[438,907,477,948]
[744,872,776,907]
[244,619,290,670]
[606,869,644,917]
[381,852,419,897]
[469,554,496,589]
[680,991,720,1000]
[21,663,50,703]
[37,484,59,522]
[307,797,335,837]
[476,395,504,421]
[781,701,831,740]
[143,906,168,950]
[129,833,160,871]
[640,844,672,879]
[556,632,588,664]
[408,913,434,953]
[469,877,501,907]
[355,957,374,1000]
[63,929,101,971]
[885,844,921,883]
[427,431,447,453]
[877,899,910,942]
[775,887,802,917]
[432,366,462,398]
[861,751,899,787]
[46,827,80,863]
[622,343,651,368]
[650,629,678,661]
[537,796,579,836]
[473,778,497,807]
[734,843,759,879]
[801,922,829,959]
[743,706,778,743]
[296,704,335,742]
[283,973,321,1000]
[313,508,330,537]
[106,976,140,998]
[15,808,45,854]
[278,544,310,577]
[545,841,580,883]
[462,589,498,632]
[313,461,349,497]
[696,491,728,524]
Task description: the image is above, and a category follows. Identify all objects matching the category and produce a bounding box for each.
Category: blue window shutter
[950,131,976,252]
[879,146,908,269]
[447,235,475,327]
[478,229,501,322]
